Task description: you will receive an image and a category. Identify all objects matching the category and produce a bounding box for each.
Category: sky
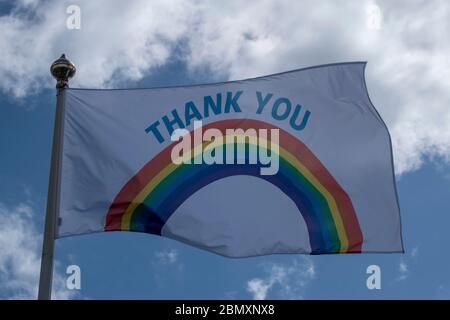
[0,0,450,299]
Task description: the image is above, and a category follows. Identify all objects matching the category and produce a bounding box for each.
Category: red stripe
[209,120,363,251]
[105,143,174,230]
[105,119,363,252]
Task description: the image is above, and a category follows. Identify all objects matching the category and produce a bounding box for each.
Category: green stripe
[130,162,193,230]
[130,142,342,252]
[280,157,341,252]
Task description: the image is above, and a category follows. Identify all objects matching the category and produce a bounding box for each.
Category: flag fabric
[57,62,403,256]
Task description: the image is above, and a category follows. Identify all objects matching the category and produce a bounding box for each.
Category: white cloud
[0,0,194,96]
[151,248,183,287]
[185,0,450,175]
[396,246,418,282]
[410,247,419,258]
[247,278,271,300]
[0,202,77,299]
[1,0,450,174]
[246,257,315,300]
[224,290,238,300]
[436,284,450,299]
[154,249,179,265]
[397,260,409,281]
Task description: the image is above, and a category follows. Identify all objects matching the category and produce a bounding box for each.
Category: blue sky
[1,0,450,300]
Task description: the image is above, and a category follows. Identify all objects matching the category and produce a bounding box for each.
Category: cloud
[0,202,77,299]
[1,0,450,174]
[185,0,450,175]
[395,246,418,282]
[436,285,450,299]
[0,0,194,96]
[246,257,315,300]
[224,290,238,300]
[154,249,179,265]
[410,247,419,258]
[396,260,409,281]
[151,249,183,287]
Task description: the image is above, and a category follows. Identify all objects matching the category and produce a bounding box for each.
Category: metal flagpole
[38,54,76,300]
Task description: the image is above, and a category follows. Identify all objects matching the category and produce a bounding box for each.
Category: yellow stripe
[278,145,349,252]
[120,162,177,230]
[121,135,349,252]
[120,143,208,230]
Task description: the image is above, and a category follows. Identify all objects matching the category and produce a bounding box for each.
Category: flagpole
[38,54,76,300]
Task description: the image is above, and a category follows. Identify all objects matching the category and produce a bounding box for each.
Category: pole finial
[50,54,76,88]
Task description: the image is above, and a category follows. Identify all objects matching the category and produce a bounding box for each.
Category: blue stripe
[137,163,331,252]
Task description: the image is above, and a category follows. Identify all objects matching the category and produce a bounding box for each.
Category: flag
[57,62,403,256]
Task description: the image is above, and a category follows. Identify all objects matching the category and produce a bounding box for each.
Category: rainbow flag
[57,62,403,256]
